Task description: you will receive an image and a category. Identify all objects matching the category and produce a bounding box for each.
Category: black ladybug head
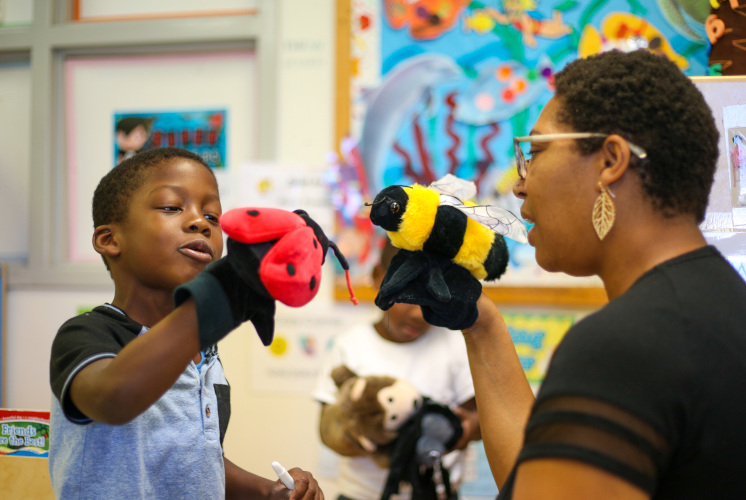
[369,186,408,231]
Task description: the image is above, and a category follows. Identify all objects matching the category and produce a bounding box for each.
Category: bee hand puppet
[368,174,527,329]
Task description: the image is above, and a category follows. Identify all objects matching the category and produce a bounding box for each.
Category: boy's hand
[270,467,324,500]
[173,240,277,349]
[451,405,481,450]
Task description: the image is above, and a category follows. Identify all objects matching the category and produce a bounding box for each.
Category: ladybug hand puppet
[219,207,358,343]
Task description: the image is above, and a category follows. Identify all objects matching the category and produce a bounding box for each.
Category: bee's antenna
[329,241,359,305]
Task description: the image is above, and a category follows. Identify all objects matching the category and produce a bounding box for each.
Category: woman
[462,49,746,499]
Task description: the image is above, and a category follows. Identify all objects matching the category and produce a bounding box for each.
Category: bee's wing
[441,196,528,244]
[429,174,477,201]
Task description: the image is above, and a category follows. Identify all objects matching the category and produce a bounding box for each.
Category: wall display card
[65,50,256,264]
[0,409,50,457]
[74,0,257,22]
[227,161,334,235]
[251,305,361,394]
[113,109,227,168]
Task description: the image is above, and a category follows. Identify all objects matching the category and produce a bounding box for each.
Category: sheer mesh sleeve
[518,395,670,494]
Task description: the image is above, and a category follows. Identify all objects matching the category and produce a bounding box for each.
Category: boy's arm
[224,457,324,500]
[68,300,202,424]
[461,293,534,488]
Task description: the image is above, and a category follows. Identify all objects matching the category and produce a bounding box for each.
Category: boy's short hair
[92,147,213,228]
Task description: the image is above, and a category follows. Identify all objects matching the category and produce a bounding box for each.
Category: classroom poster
[113,109,227,168]
[503,311,575,385]
[251,304,362,394]
[0,409,50,457]
[336,0,709,285]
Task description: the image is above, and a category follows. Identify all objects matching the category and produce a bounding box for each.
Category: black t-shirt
[499,246,746,499]
[49,305,144,422]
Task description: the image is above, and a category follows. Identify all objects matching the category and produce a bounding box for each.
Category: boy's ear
[93,225,121,260]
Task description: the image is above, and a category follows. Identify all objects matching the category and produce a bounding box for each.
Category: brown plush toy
[319,365,423,468]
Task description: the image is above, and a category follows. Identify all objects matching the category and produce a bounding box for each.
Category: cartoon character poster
[335,0,709,287]
[113,109,227,168]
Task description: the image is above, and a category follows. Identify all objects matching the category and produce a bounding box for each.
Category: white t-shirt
[312,323,476,500]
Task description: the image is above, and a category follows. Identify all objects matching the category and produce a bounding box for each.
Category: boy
[312,239,481,500]
[49,147,323,499]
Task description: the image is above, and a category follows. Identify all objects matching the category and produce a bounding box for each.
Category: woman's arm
[461,293,535,487]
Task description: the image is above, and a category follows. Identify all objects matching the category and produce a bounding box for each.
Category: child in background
[312,238,481,500]
[49,147,323,500]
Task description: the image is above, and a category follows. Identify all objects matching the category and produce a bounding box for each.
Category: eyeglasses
[513,133,648,180]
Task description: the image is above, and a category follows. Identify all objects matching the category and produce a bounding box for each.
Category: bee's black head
[369,185,408,231]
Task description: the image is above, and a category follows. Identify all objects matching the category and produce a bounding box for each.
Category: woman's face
[512,97,603,277]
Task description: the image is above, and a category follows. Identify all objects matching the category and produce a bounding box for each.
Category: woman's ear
[599,134,632,185]
[93,225,121,260]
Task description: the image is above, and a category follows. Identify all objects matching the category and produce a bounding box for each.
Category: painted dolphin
[359,53,462,196]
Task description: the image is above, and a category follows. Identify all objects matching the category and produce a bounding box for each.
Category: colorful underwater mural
[336,0,709,285]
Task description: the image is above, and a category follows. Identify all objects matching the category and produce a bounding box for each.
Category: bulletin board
[332,0,713,306]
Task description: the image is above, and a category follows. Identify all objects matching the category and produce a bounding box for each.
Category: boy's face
[379,302,431,343]
[112,158,223,293]
[373,260,431,343]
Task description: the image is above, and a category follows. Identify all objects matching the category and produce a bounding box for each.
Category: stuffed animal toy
[320,365,423,468]
[218,207,357,344]
[367,174,526,329]
[382,399,463,500]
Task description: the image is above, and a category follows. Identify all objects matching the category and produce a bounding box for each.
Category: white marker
[272,461,295,490]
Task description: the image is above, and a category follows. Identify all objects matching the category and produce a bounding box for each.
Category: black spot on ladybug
[247,210,260,216]
[310,276,316,291]
[287,263,296,276]
[313,239,318,249]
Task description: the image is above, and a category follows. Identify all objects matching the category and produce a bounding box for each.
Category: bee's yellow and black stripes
[369,183,508,282]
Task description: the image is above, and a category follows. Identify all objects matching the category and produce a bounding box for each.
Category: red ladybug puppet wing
[259,226,324,307]
[220,207,306,244]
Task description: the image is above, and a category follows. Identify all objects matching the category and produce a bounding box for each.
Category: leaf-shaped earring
[592,182,615,241]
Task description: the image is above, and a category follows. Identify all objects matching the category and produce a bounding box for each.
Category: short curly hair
[92,147,214,229]
[553,49,719,223]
